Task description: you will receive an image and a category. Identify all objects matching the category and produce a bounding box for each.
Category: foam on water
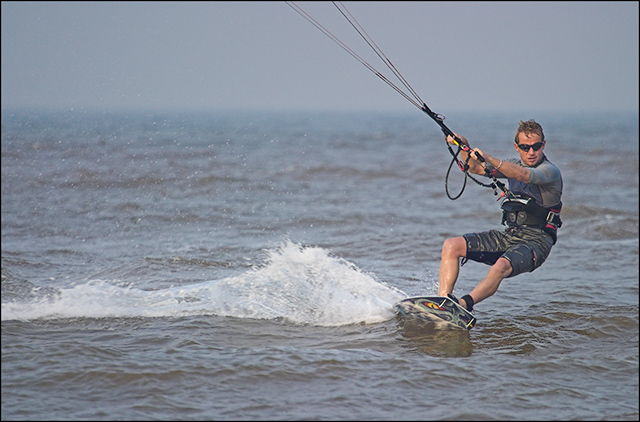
[1,241,406,325]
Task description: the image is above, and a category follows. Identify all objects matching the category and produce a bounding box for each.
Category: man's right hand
[447,133,469,148]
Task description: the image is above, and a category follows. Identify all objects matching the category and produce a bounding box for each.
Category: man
[438,119,563,313]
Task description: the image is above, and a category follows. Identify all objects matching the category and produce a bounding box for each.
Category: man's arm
[473,150,529,182]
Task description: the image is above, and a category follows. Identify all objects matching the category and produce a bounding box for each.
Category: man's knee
[442,236,467,258]
[491,257,513,278]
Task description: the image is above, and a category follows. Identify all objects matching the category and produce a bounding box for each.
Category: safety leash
[420,104,510,200]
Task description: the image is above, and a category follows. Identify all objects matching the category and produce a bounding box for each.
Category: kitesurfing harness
[286,1,510,201]
[500,194,562,243]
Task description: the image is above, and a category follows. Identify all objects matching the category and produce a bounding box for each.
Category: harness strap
[501,195,562,244]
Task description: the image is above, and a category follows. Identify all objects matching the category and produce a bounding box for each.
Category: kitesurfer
[438,119,563,312]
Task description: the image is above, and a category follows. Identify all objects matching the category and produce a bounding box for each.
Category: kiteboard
[395,296,476,330]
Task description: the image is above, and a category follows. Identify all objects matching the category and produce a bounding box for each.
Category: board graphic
[395,296,476,330]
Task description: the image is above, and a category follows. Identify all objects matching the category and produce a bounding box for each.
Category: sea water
[2,109,638,420]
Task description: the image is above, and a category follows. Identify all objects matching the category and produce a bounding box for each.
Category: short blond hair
[515,119,545,143]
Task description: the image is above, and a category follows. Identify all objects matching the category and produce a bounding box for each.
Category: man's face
[515,132,545,167]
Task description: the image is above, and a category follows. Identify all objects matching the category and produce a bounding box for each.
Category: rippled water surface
[2,109,638,420]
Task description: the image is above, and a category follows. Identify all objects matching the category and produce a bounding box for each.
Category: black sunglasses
[517,142,544,152]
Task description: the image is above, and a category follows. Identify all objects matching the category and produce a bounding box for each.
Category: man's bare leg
[465,257,512,308]
[438,237,466,296]
[438,237,513,310]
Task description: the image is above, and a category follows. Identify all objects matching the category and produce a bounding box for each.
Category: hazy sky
[2,1,638,114]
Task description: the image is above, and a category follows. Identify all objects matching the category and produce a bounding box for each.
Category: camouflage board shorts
[463,226,555,278]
